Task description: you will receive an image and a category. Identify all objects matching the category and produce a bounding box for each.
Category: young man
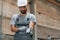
[10,0,36,40]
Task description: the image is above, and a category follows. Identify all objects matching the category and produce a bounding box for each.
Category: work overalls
[14,15,33,40]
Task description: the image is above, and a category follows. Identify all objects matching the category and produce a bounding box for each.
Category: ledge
[48,0,60,7]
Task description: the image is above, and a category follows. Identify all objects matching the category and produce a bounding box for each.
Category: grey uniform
[10,13,36,40]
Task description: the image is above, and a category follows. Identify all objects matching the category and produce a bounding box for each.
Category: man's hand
[26,27,33,34]
[26,21,35,33]
[26,27,33,37]
[11,25,19,32]
[26,27,31,33]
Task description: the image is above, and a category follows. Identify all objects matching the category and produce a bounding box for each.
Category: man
[10,0,36,40]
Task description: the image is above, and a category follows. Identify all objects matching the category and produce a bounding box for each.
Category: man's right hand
[11,25,19,32]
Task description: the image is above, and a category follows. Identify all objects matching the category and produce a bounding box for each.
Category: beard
[20,9,27,14]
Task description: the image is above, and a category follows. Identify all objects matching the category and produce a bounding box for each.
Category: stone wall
[35,0,60,31]
[35,0,60,39]
[1,0,18,35]
[37,25,60,39]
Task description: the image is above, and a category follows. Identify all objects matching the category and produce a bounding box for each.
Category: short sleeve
[10,15,16,25]
[31,14,36,24]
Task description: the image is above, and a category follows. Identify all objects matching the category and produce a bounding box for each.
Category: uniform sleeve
[10,15,16,25]
[31,14,36,24]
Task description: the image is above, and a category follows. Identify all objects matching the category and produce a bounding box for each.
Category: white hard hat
[17,0,28,7]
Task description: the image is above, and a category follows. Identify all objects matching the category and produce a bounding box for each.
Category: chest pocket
[27,18,29,21]
[15,15,30,27]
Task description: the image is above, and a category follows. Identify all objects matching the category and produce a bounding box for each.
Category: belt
[16,24,29,26]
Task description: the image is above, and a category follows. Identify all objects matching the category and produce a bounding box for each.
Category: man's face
[19,6,27,14]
